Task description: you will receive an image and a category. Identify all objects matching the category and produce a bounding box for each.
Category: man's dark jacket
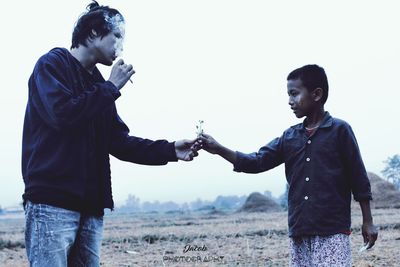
[22,48,177,215]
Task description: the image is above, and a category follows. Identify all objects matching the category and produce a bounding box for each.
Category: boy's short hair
[287,64,329,104]
[71,1,124,49]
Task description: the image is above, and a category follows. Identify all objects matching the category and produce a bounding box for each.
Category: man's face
[92,28,125,66]
[287,79,316,118]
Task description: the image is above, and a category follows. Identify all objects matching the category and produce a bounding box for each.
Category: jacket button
[305,177,310,182]
[304,196,309,200]
[306,157,310,162]
[307,140,312,144]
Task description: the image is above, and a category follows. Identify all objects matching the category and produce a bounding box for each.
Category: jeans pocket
[25,202,81,266]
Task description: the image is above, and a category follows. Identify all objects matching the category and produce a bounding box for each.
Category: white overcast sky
[1,0,399,208]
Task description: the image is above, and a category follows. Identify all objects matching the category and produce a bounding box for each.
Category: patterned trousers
[290,233,351,267]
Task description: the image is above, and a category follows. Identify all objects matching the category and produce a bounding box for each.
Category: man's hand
[175,139,201,161]
[361,222,378,249]
[108,59,135,90]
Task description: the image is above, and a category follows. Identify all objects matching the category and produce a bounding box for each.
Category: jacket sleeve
[109,113,178,165]
[339,124,372,201]
[30,54,120,131]
[233,136,284,173]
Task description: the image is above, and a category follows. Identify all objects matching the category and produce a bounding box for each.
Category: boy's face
[287,79,318,118]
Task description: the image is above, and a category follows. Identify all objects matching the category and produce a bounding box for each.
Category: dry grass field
[0,208,399,266]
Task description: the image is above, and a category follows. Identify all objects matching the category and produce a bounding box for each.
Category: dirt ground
[1,208,399,266]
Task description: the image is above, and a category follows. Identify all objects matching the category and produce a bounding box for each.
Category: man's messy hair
[71,1,124,49]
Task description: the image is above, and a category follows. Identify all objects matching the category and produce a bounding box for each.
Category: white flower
[196,120,204,137]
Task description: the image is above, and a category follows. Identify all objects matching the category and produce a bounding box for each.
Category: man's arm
[109,113,177,165]
[359,200,378,249]
[32,55,134,131]
[110,113,199,164]
[31,55,118,130]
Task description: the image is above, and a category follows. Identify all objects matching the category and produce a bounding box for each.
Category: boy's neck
[305,107,325,129]
[70,46,96,74]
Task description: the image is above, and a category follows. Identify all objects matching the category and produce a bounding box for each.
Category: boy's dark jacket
[22,48,177,215]
[234,112,372,237]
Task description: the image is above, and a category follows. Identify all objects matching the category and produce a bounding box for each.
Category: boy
[22,1,199,266]
[199,65,378,266]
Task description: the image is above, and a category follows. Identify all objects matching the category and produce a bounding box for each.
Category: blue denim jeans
[24,201,103,267]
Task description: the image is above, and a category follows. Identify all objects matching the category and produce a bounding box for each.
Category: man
[22,2,199,266]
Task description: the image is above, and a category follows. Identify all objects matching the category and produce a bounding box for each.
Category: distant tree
[189,198,212,210]
[0,205,3,214]
[278,184,289,210]
[263,190,273,199]
[117,194,142,213]
[142,200,161,212]
[125,194,141,209]
[263,190,282,205]
[382,154,400,190]
[159,201,180,212]
[213,195,246,210]
[181,202,190,211]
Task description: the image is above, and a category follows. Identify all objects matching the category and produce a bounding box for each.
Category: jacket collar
[292,111,333,130]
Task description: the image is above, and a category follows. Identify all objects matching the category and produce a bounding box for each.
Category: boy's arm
[339,124,372,201]
[339,123,378,248]
[199,133,283,173]
[359,200,378,249]
[218,146,237,164]
[199,134,237,164]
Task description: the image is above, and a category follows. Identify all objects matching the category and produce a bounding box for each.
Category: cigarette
[358,243,369,252]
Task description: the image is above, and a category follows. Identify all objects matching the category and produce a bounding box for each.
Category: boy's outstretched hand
[198,133,237,164]
[174,139,202,161]
[198,133,222,154]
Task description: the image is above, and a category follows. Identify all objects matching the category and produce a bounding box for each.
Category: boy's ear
[312,88,323,102]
